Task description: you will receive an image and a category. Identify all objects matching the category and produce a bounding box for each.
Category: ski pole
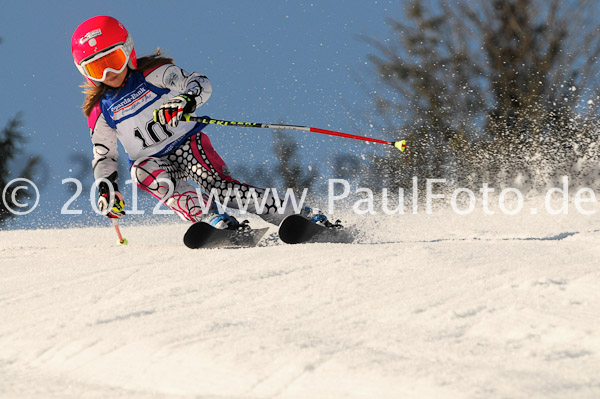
[112,219,128,246]
[181,114,407,152]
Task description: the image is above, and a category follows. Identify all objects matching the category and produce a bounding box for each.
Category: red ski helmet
[71,16,137,86]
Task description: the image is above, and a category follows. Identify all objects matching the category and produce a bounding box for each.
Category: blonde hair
[80,48,174,117]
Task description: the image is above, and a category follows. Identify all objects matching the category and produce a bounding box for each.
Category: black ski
[183,222,268,249]
[278,214,353,244]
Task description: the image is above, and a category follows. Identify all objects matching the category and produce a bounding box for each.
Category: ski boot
[301,207,343,229]
[203,203,250,230]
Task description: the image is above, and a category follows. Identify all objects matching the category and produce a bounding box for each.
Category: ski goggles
[76,37,133,82]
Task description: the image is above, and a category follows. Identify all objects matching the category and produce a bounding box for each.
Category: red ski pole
[112,219,128,246]
[181,114,407,152]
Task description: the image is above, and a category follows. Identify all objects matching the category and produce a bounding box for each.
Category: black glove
[97,180,126,219]
[154,93,197,128]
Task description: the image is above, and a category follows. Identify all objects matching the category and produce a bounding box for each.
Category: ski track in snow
[1,201,600,399]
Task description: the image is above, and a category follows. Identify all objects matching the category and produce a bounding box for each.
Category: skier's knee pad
[131,157,174,200]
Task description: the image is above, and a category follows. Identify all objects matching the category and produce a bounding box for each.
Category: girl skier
[71,15,332,230]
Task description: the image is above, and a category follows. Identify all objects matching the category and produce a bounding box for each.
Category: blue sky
[0,0,402,229]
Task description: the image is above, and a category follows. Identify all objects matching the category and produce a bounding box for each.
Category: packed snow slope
[1,201,600,399]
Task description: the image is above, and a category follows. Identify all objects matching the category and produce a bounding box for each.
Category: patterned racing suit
[88,63,296,224]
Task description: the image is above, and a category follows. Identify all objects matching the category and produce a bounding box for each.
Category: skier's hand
[97,181,126,219]
[154,94,197,128]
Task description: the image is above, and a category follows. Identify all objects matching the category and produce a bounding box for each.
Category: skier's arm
[146,63,212,107]
[90,112,119,183]
[148,64,213,127]
[89,110,125,219]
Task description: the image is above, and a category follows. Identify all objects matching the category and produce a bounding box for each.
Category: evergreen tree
[272,130,319,194]
[232,130,319,197]
[0,115,41,225]
[368,0,600,192]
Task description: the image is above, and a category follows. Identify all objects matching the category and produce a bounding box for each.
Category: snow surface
[1,200,600,399]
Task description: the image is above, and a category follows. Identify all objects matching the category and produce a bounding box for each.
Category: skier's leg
[131,156,208,222]
[168,132,302,225]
